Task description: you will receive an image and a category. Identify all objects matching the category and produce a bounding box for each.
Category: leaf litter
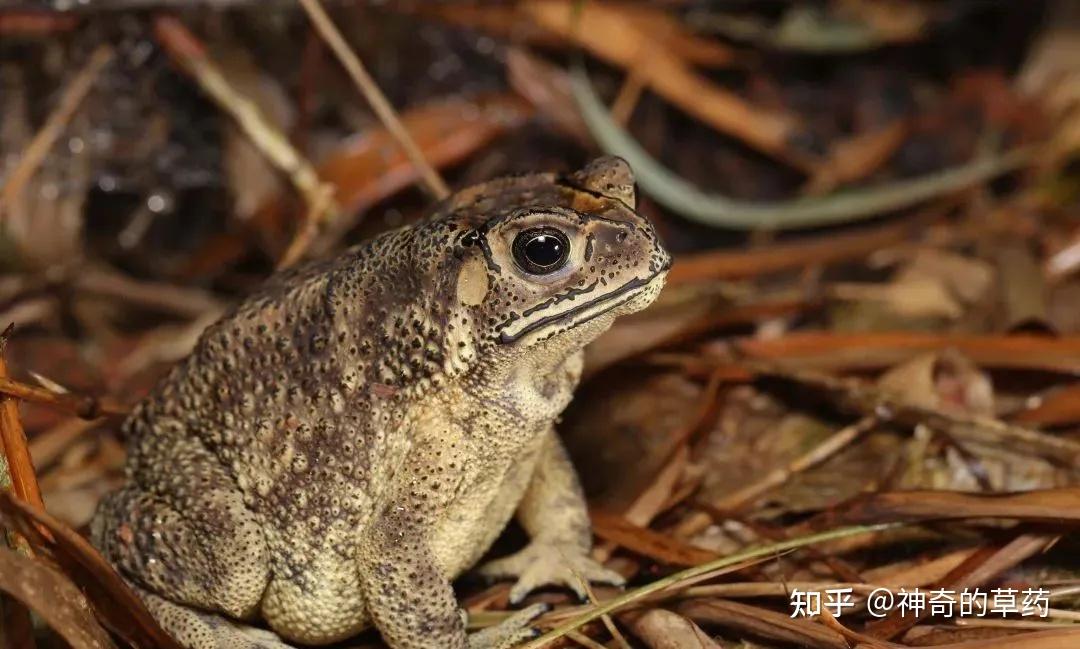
[1,2,1079,648]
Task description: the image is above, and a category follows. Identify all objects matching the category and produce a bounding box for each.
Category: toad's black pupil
[513,227,570,274]
[524,234,563,267]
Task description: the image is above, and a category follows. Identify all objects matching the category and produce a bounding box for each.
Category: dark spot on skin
[460,229,480,247]
[95,158,670,649]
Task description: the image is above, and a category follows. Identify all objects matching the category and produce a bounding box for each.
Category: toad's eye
[512,227,571,275]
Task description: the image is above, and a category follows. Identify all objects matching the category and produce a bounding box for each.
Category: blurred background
[2,1,1080,648]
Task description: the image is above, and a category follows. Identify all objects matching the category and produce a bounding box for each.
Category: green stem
[570,61,1032,230]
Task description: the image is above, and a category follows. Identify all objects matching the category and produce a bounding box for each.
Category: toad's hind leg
[136,585,293,649]
[92,483,272,646]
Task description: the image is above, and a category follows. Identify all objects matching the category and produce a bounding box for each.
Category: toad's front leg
[357,436,544,649]
[477,428,624,604]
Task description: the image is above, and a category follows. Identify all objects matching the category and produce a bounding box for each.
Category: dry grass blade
[572,568,631,649]
[277,182,337,269]
[565,630,607,648]
[0,45,113,219]
[75,267,225,318]
[298,0,450,200]
[521,523,899,648]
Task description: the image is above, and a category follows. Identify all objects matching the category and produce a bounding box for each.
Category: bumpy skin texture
[91,157,671,649]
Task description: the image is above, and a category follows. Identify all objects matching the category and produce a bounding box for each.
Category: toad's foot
[477,542,625,605]
[468,603,548,649]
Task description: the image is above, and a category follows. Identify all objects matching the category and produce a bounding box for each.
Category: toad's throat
[497,274,657,344]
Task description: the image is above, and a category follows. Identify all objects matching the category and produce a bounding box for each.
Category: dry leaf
[831,276,963,320]
[524,0,809,167]
[564,371,702,510]
[624,608,723,649]
[803,120,908,195]
[894,248,995,306]
[877,349,995,416]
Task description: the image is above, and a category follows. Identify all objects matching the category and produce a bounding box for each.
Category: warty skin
[92,156,671,649]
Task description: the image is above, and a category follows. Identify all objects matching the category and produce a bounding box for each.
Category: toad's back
[92,157,670,649]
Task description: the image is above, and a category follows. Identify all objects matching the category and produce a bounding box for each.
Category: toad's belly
[433,456,539,579]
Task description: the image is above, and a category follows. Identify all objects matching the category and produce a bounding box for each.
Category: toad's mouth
[497,271,664,345]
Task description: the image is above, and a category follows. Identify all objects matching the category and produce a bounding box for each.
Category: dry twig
[298,0,450,200]
[0,376,126,420]
[0,326,40,649]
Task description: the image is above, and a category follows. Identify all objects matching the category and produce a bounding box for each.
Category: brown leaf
[804,120,909,195]
[564,371,702,511]
[315,93,531,216]
[895,248,995,307]
[420,1,738,69]
[877,350,995,417]
[624,608,722,649]
[995,242,1050,332]
[830,275,963,320]
[524,0,812,168]
[180,93,532,278]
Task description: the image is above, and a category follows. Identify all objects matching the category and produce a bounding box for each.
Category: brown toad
[91,157,671,649]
